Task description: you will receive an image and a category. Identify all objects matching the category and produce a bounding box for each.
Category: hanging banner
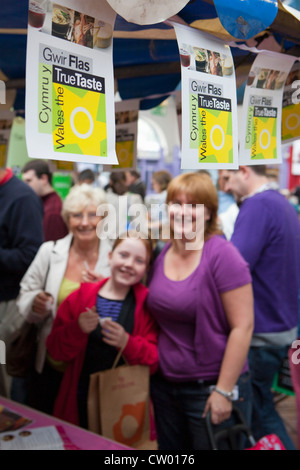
[282,61,300,144]
[239,51,295,165]
[291,140,300,176]
[103,99,140,172]
[6,116,32,174]
[25,0,118,165]
[172,23,239,170]
[0,111,15,167]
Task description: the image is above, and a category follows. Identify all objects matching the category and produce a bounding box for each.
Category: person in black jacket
[0,167,44,397]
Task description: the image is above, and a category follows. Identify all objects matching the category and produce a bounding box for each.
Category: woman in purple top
[147,172,254,450]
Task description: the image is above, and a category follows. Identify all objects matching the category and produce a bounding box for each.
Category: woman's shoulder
[206,235,250,272]
[45,233,72,250]
[205,234,242,260]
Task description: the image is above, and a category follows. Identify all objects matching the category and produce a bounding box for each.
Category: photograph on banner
[239,51,295,165]
[103,99,140,171]
[25,0,118,165]
[0,111,15,167]
[282,61,300,144]
[52,159,76,171]
[172,22,238,170]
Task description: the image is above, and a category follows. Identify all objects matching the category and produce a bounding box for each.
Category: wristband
[213,386,234,401]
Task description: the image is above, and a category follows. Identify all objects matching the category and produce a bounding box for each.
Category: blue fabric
[248,346,296,450]
[217,190,236,214]
[0,176,44,301]
[213,0,278,40]
[231,190,300,335]
[96,295,123,322]
[150,372,252,450]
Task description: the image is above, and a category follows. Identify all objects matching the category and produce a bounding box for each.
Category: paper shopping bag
[87,362,150,448]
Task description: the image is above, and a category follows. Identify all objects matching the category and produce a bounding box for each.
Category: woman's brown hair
[152,170,172,192]
[166,172,222,239]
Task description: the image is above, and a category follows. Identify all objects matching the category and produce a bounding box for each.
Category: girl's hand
[202,390,232,425]
[78,307,99,334]
[101,320,129,349]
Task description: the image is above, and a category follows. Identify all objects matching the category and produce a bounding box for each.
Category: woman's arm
[17,242,55,323]
[203,283,254,424]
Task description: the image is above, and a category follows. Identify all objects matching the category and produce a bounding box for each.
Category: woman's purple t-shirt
[146,235,252,381]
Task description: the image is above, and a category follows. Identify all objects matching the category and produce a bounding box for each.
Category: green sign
[52,172,72,200]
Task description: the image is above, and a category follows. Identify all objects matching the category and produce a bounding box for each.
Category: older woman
[146,172,254,450]
[15,184,112,413]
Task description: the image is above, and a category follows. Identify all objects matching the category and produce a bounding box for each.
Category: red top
[41,191,68,241]
[46,279,158,426]
[0,168,13,186]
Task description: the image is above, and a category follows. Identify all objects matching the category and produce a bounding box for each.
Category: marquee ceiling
[0,0,299,111]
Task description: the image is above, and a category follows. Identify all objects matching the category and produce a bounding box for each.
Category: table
[0,396,131,450]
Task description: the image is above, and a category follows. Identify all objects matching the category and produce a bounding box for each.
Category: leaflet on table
[26,0,118,165]
[0,405,32,433]
[103,99,140,171]
[239,51,296,165]
[282,61,300,144]
[172,22,238,170]
[0,425,79,450]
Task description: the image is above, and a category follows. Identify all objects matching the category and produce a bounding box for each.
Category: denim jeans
[150,372,252,450]
[248,345,296,450]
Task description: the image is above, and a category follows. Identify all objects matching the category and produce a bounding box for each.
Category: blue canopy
[1,0,299,111]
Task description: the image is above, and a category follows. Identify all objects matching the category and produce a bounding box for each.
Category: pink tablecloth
[0,396,131,450]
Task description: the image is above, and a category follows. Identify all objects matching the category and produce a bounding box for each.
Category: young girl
[46,232,158,428]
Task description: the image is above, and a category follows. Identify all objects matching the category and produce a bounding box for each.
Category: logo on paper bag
[113,402,146,446]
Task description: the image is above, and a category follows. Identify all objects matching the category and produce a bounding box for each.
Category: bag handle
[112,346,129,369]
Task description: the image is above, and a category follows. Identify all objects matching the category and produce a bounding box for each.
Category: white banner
[239,51,296,165]
[25,0,118,165]
[103,98,140,171]
[172,23,239,170]
[0,111,15,167]
[282,61,300,144]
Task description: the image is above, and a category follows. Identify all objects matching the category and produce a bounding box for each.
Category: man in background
[22,159,68,242]
[224,165,300,450]
[0,166,44,396]
[125,170,146,201]
[77,168,96,186]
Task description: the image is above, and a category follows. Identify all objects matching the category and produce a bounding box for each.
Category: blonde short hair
[62,183,107,224]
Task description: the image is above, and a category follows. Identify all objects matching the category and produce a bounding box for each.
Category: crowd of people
[0,161,300,451]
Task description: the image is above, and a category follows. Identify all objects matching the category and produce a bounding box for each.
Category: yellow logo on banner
[282,103,300,142]
[199,108,233,164]
[251,116,277,160]
[116,140,134,168]
[53,83,107,156]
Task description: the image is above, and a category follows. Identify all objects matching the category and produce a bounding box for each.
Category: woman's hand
[101,320,129,350]
[32,292,53,320]
[202,390,232,425]
[78,307,99,334]
[81,268,104,283]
